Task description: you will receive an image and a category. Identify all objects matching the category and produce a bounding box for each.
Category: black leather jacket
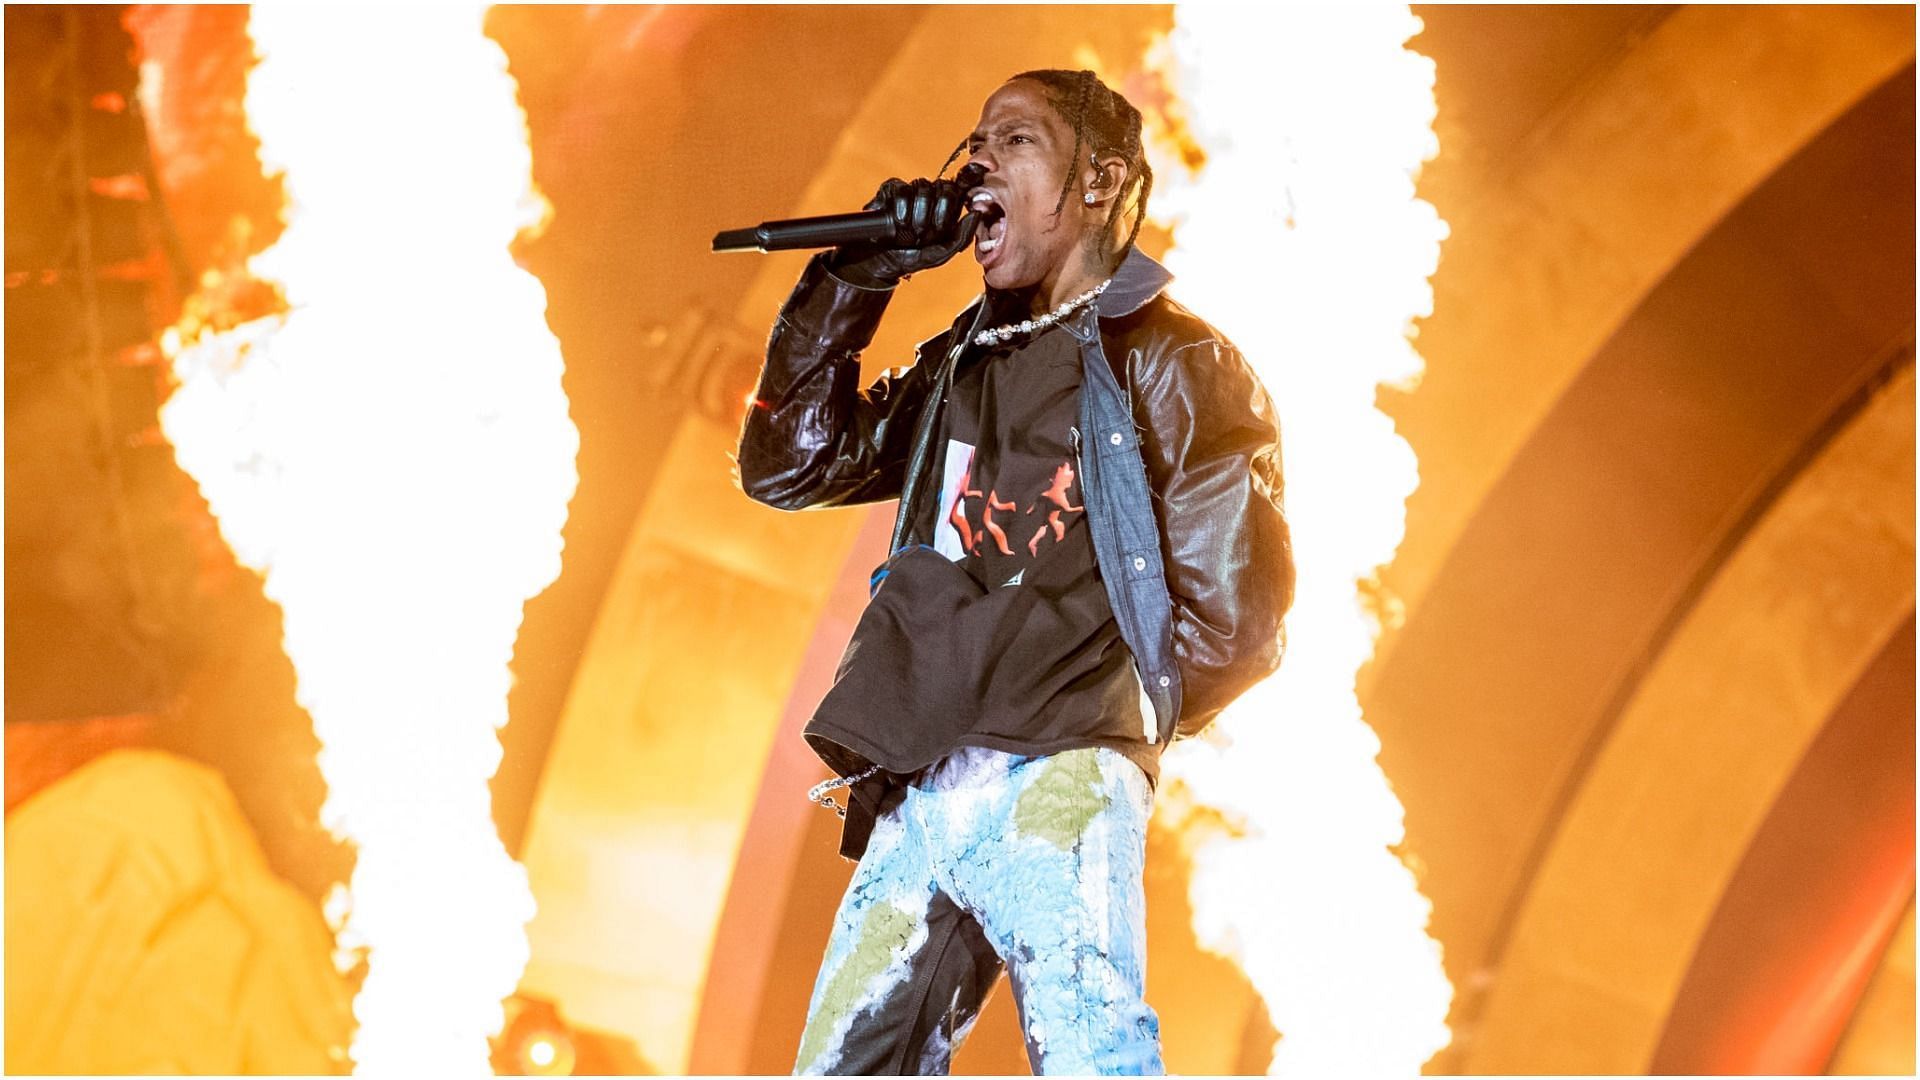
[736,247,1295,741]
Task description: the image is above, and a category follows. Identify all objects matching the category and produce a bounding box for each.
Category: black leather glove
[826,174,981,289]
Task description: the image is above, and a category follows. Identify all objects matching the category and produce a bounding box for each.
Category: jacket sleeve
[1135,336,1297,737]
[735,252,937,510]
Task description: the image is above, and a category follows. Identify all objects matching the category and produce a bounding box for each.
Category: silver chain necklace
[972,277,1113,347]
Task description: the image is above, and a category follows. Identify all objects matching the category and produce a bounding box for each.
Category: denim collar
[1094,246,1173,318]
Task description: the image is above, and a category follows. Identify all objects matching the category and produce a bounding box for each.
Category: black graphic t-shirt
[804,319,1157,829]
[937,325,1092,587]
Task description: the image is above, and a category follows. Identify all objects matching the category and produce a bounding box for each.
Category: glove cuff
[823,250,901,292]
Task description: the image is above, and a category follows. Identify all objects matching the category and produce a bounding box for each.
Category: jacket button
[1158,675,1171,688]
[1109,432,1124,446]
[1132,555,1147,572]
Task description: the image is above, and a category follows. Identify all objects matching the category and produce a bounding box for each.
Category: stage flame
[1142,7,1455,1073]
[157,6,577,1072]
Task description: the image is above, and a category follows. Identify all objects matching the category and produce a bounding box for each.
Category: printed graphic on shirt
[933,438,976,563]
[934,437,1086,583]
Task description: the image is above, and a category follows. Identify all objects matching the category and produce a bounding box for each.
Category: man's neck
[1029,249,1119,318]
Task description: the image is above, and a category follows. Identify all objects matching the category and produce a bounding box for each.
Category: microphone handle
[712,209,897,253]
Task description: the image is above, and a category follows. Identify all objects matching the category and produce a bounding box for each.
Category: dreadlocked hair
[1007,68,1155,260]
[937,136,969,179]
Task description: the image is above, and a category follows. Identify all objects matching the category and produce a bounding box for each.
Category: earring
[1083,192,1097,205]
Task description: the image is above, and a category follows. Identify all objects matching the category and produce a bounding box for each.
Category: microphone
[712,211,894,253]
[713,164,986,253]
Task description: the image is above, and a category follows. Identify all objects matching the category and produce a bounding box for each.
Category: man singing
[736,68,1295,1076]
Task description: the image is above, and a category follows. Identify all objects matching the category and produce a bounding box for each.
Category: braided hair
[939,69,1155,261]
[1014,68,1154,259]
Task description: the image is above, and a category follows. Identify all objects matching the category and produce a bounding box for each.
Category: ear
[1084,152,1131,206]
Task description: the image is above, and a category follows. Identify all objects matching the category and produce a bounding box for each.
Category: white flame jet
[159,6,577,1072]
[1144,6,1456,1074]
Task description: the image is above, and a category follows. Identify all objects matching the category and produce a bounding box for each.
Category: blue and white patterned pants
[794,745,1163,1075]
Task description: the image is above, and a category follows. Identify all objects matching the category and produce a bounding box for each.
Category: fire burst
[157,6,577,1072]
[1143,7,1454,1074]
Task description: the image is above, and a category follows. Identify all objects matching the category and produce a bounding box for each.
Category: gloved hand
[826,173,981,289]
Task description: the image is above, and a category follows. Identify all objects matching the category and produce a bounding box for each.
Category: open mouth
[969,189,1008,257]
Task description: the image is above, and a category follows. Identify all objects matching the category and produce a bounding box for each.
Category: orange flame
[157,6,576,1071]
[1141,7,1455,1073]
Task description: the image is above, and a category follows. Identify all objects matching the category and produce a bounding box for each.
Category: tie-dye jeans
[793,745,1163,1075]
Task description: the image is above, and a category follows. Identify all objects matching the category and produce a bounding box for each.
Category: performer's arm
[735,254,927,509]
[1136,337,1298,737]
[735,175,977,511]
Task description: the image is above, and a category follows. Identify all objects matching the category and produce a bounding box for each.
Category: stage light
[514,1031,575,1076]
[491,995,579,1076]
